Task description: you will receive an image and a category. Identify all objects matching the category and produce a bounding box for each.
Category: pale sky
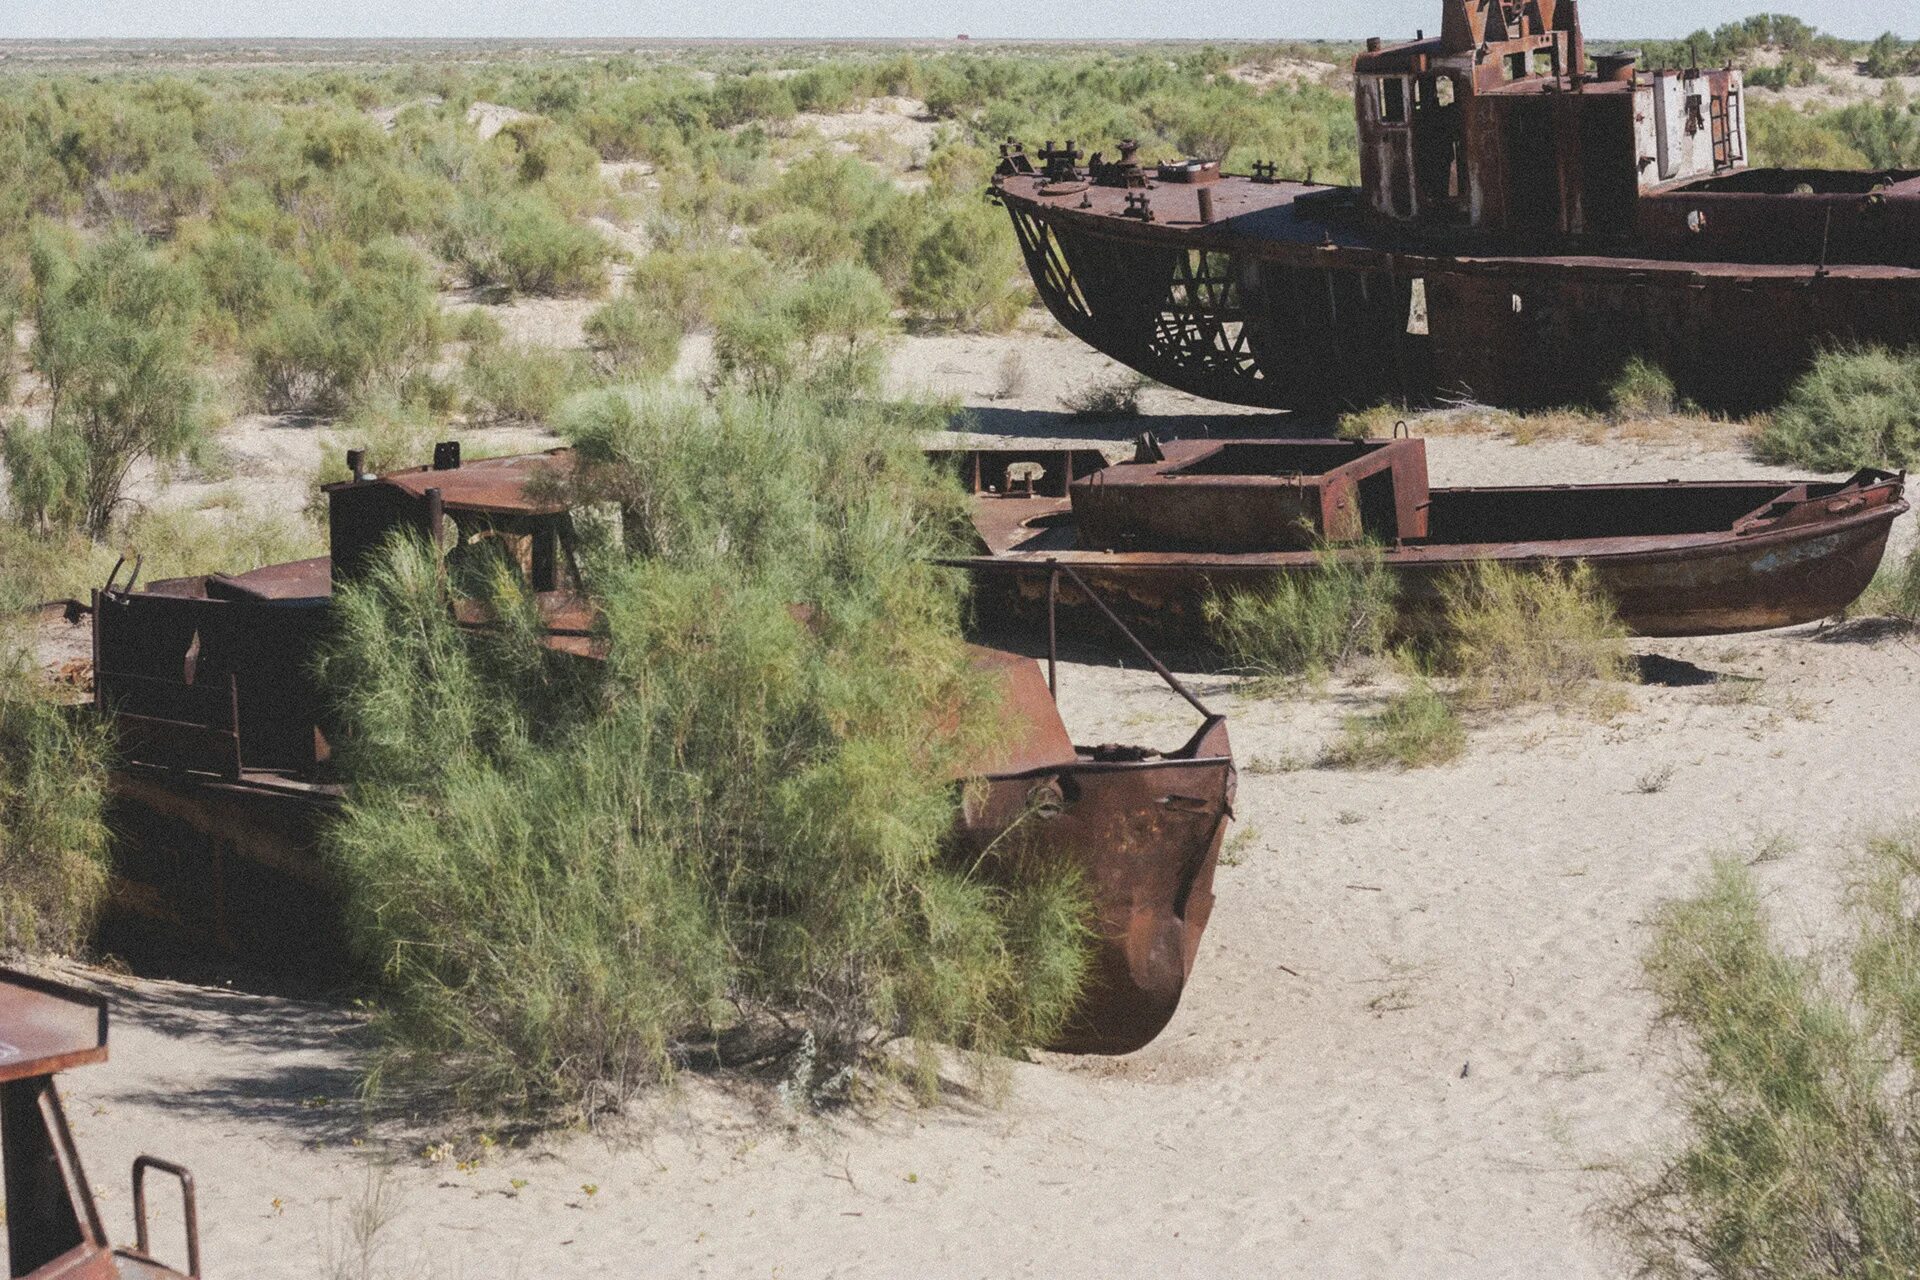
[0,0,1912,43]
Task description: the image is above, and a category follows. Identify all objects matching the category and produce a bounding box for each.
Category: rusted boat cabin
[0,969,200,1278]
[1354,0,1746,239]
[93,447,581,960]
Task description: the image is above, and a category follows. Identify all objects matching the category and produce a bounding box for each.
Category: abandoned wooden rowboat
[88,445,1234,1056]
[933,436,1907,650]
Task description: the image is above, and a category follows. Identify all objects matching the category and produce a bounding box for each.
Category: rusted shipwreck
[935,437,1907,647]
[90,447,1234,1056]
[991,0,1920,413]
[1,968,201,1279]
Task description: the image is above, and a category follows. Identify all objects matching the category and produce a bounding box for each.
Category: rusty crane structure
[991,0,1919,412]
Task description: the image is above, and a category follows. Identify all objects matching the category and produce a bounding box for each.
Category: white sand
[18,324,1920,1277]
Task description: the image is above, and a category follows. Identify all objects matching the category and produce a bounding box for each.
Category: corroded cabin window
[1380,77,1407,124]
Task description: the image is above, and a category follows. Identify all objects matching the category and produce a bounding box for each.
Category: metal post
[1046,560,1214,719]
[1046,567,1059,700]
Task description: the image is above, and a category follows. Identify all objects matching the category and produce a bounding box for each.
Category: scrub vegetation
[320,389,1091,1116]
[1609,838,1920,1278]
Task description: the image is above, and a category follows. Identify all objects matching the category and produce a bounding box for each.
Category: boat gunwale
[994,177,1920,283]
[942,489,1910,572]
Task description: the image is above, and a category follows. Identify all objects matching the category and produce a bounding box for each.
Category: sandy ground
[16,325,1920,1275]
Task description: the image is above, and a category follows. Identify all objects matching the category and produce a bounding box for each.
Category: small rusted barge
[0,968,201,1279]
[992,0,1920,413]
[935,437,1906,647]
[90,446,1233,1055]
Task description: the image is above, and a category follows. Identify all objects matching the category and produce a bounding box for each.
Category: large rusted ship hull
[937,444,1906,650]
[1000,182,1920,415]
[956,506,1899,650]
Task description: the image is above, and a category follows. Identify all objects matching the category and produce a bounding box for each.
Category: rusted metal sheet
[0,969,200,1279]
[94,445,1236,1056]
[992,0,1920,413]
[936,441,1908,650]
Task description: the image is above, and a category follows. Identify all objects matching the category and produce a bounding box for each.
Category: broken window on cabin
[1506,51,1528,81]
[1434,76,1455,106]
[1381,78,1407,124]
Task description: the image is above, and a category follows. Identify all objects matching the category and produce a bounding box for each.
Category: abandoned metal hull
[946,478,1907,649]
[99,664,1233,1058]
[92,485,1235,1056]
[998,177,1920,415]
[961,649,1233,1054]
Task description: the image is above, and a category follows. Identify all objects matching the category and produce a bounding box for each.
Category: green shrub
[582,295,682,380]
[1204,546,1398,683]
[0,661,110,956]
[712,262,893,403]
[1437,561,1634,710]
[1745,100,1870,170]
[16,231,207,536]
[444,193,609,297]
[188,228,304,337]
[0,303,17,407]
[114,506,326,586]
[309,393,446,507]
[710,75,798,129]
[0,526,111,954]
[1864,33,1920,80]
[1753,345,1920,472]
[1320,678,1464,770]
[449,307,506,346]
[903,199,1028,333]
[462,343,588,425]
[628,247,775,332]
[248,240,442,414]
[1607,356,1679,421]
[1853,544,1920,625]
[321,387,1088,1115]
[752,207,860,268]
[1607,843,1920,1278]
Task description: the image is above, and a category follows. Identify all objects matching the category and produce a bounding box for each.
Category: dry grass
[1320,677,1465,770]
[1437,561,1636,713]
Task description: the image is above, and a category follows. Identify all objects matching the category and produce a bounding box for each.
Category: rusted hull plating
[953,501,1902,649]
[1002,195,1920,414]
[959,720,1234,1055]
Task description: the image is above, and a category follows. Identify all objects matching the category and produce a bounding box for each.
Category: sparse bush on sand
[247,240,443,414]
[1752,345,1920,472]
[582,294,683,380]
[1320,676,1464,770]
[1607,356,1680,421]
[1204,545,1398,684]
[1607,839,1920,1278]
[443,192,610,298]
[9,231,207,537]
[1852,543,1920,625]
[1436,560,1635,711]
[1062,372,1147,419]
[320,387,1090,1116]
[712,262,893,403]
[461,342,588,425]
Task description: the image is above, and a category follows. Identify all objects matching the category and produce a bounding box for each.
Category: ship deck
[994,171,1920,281]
